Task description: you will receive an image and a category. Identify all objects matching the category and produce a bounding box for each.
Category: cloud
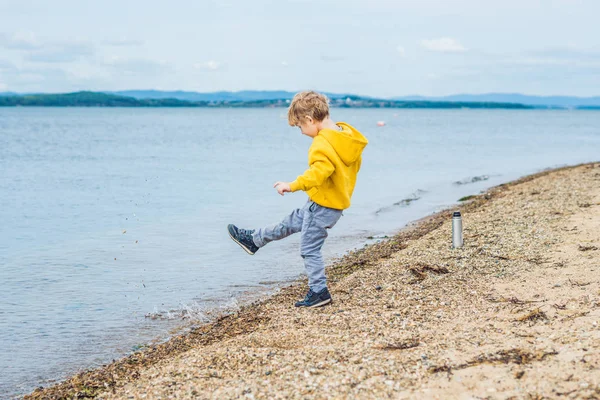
[511,57,573,66]
[281,61,289,66]
[508,57,600,70]
[421,37,467,53]
[194,60,221,70]
[526,46,600,62]
[495,46,600,69]
[17,72,46,84]
[0,31,96,63]
[320,55,345,62]
[102,38,144,47]
[0,65,72,90]
[25,41,95,63]
[105,56,171,75]
[0,59,15,70]
[1,58,168,92]
[396,46,406,57]
[0,31,41,49]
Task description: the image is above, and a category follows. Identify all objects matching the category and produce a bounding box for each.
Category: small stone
[515,370,525,379]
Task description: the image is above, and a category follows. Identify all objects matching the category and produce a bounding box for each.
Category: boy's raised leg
[228,202,308,255]
[252,204,306,247]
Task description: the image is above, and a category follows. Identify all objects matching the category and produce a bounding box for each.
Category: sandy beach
[27,162,600,400]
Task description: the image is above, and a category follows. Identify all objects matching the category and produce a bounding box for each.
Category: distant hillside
[392,93,600,107]
[0,91,539,109]
[0,91,207,107]
[110,90,358,102]
[111,90,297,102]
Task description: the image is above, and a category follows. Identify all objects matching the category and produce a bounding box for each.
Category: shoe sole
[228,227,255,255]
[309,298,332,308]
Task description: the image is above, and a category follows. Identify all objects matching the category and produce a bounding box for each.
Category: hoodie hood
[318,122,368,165]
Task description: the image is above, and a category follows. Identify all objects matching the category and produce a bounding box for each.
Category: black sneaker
[227,224,259,255]
[295,288,332,308]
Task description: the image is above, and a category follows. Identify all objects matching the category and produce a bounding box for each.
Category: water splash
[145,301,210,322]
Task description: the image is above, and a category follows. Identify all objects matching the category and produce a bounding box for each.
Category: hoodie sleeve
[289,138,335,192]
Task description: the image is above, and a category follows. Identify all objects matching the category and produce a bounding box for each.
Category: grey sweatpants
[252,200,343,292]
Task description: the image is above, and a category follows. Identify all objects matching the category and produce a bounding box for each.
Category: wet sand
[27,162,600,399]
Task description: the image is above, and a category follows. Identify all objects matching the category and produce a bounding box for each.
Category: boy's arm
[289,146,335,192]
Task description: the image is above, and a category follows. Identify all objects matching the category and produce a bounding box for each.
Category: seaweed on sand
[428,348,558,374]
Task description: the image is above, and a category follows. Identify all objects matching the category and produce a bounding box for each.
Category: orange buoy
[376,121,385,127]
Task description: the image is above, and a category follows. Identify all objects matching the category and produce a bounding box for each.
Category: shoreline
[25,162,600,399]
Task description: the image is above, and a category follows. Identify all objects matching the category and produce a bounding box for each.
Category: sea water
[1,107,599,397]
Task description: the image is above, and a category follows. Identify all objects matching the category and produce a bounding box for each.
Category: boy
[227,91,368,308]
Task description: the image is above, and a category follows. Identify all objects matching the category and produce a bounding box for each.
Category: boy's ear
[304,115,314,124]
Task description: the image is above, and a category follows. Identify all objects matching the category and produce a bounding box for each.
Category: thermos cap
[453,211,461,217]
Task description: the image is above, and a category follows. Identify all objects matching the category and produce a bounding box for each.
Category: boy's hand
[273,181,291,196]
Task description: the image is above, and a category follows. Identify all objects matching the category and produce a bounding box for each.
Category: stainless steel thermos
[452,211,463,248]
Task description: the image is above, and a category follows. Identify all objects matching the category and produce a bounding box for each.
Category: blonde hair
[287,91,330,126]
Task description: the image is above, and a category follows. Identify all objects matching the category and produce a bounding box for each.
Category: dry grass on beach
[27,162,600,399]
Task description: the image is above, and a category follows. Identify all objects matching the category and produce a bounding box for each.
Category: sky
[0,0,599,97]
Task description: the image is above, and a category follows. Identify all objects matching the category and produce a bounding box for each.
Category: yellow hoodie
[289,122,368,210]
